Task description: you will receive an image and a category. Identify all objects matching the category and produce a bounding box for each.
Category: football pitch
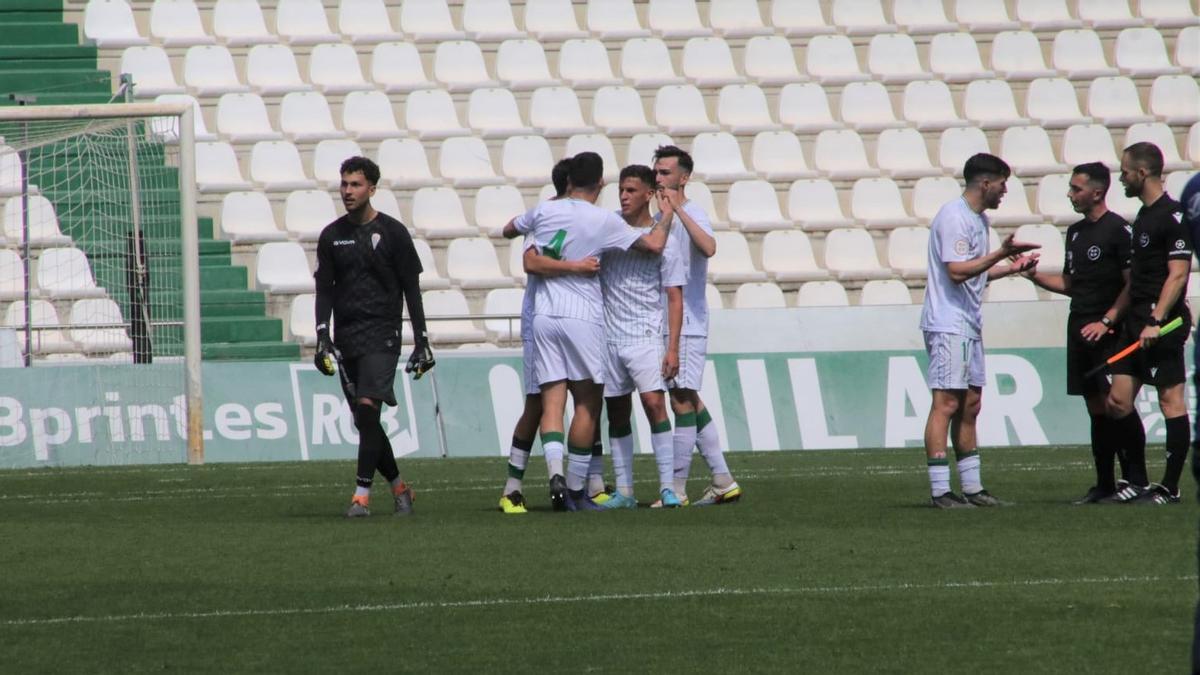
[0,447,1194,673]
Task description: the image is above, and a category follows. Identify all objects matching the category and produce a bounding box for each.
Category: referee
[1105,142,1192,505]
[1027,163,1134,503]
[314,156,434,518]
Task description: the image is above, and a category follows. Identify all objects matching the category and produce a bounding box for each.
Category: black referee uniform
[1064,211,1131,397]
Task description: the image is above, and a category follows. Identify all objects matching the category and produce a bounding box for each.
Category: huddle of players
[496,146,741,512]
[922,143,1196,509]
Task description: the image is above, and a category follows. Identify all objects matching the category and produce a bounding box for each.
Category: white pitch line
[2,575,1190,628]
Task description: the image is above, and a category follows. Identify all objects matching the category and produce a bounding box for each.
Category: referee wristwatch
[1100,316,1113,328]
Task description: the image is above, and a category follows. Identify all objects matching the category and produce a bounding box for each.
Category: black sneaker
[1099,482,1148,503]
[1073,485,1115,505]
[931,492,974,509]
[549,474,567,512]
[964,489,1011,507]
[1132,482,1180,505]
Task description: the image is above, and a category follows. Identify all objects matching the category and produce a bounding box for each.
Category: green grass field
[0,447,1194,673]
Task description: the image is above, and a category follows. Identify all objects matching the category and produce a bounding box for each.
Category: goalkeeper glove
[405,334,435,380]
[314,325,337,376]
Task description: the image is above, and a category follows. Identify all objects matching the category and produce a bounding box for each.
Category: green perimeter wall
[0,346,1191,469]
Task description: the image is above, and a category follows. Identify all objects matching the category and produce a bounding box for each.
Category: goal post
[0,102,204,465]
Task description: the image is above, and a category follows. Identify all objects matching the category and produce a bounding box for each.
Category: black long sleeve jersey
[313,212,428,359]
[1128,194,1190,316]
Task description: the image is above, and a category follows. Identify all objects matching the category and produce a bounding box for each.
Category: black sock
[1162,415,1190,494]
[1090,414,1117,492]
[1116,412,1148,486]
[353,404,386,486]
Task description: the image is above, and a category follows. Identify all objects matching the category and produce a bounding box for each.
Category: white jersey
[601,213,687,345]
[514,198,642,324]
[919,196,989,339]
[519,237,539,342]
[663,200,712,337]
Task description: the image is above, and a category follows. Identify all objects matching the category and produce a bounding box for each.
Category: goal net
[0,103,203,465]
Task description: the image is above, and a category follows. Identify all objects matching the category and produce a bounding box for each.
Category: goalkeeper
[313,156,433,518]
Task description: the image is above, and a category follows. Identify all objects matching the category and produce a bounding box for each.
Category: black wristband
[1100,316,1113,327]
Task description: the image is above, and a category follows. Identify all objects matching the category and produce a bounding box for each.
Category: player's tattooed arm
[631,217,671,255]
[522,247,600,277]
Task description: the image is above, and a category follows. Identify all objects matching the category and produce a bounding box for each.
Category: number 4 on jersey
[542,230,567,260]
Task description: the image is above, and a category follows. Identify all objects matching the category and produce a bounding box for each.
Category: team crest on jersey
[953,239,969,255]
[371,233,381,250]
[1086,245,1101,261]
[1175,239,1186,249]
[1139,232,1150,247]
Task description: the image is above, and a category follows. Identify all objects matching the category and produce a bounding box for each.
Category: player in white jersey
[651,145,741,507]
[920,153,1040,509]
[596,165,689,509]
[496,159,600,514]
[503,152,672,511]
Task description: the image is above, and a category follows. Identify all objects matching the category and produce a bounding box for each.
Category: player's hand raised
[655,188,676,218]
[1011,252,1040,276]
[999,233,1041,257]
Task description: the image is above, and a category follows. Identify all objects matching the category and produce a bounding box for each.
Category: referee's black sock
[353,403,387,486]
[1162,415,1190,495]
[1089,414,1117,493]
[1116,412,1149,487]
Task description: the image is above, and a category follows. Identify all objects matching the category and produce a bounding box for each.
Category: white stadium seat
[1088,76,1156,127]
[559,39,623,89]
[121,46,185,97]
[483,287,526,342]
[411,187,478,239]
[726,180,790,232]
[710,0,773,38]
[734,282,786,309]
[1149,76,1200,125]
[246,45,311,95]
[530,87,594,137]
[851,178,919,230]
[860,280,913,306]
[1125,123,1192,172]
[1141,0,1198,28]
[813,130,878,181]
[284,189,337,241]
[593,86,655,136]
[371,42,436,93]
[84,0,148,48]
[434,41,499,92]
[212,0,273,46]
[796,281,849,307]
[447,238,513,289]
[867,33,931,84]
[887,226,930,279]
[405,89,470,140]
[1115,27,1182,77]
[876,127,940,179]
[309,43,373,94]
[911,177,962,224]
[372,188,402,222]
[991,31,1057,80]
[400,0,466,42]
[564,135,620,182]
[990,176,1040,227]
[691,132,755,183]
[1061,124,1119,168]
[150,0,214,47]
[342,90,404,141]
[787,179,853,231]
[1175,26,1200,74]
[709,232,767,283]
[473,185,527,233]
[412,239,451,290]
[338,0,404,44]
[964,80,1030,129]
[1000,127,1069,177]
[524,0,587,40]
[421,290,487,344]
[195,141,252,192]
[929,33,994,83]
[938,127,991,175]
[37,247,105,299]
[1053,29,1120,80]
[840,81,905,132]
[778,83,841,133]
[805,34,869,84]
[183,45,249,97]
[218,93,283,144]
[289,294,318,346]
[1015,0,1081,31]
[506,238,528,284]
[893,0,958,34]
[771,0,834,36]
[751,131,817,182]
[743,36,804,85]
[438,136,504,188]
[586,0,650,40]
[275,0,338,44]
[1037,174,1080,225]
[377,138,439,189]
[654,85,720,135]
[2,195,71,246]
[1107,186,1144,221]
[0,249,24,300]
[219,191,285,243]
[0,146,22,198]
[706,283,724,309]
[902,80,967,131]
[823,228,891,281]
[761,230,829,282]
[256,242,314,294]
[648,0,711,39]
[1190,123,1200,163]
[1166,172,1198,202]
[626,132,675,168]
[621,38,686,88]
[986,277,1039,302]
[501,135,555,186]
[496,40,558,90]
[831,0,897,35]
[280,92,345,143]
[468,88,532,139]
[6,300,74,354]
[682,37,744,88]
[1026,78,1093,129]
[1079,0,1143,29]
[250,141,318,192]
[954,0,1020,32]
[462,0,525,41]
[312,139,364,188]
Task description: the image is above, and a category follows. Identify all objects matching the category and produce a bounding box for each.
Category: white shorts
[604,341,667,398]
[924,331,986,390]
[522,338,538,396]
[531,315,605,385]
[668,334,707,391]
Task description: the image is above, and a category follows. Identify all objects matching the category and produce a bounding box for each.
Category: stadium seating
[991,30,1057,80]
[1150,76,1200,125]
[1053,29,1120,80]
[787,179,853,231]
[195,141,252,193]
[211,0,273,46]
[860,280,913,306]
[121,46,185,97]
[184,45,249,97]
[796,281,850,307]
[559,39,622,88]
[708,232,766,283]
[750,131,817,182]
[592,86,654,136]
[288,294,318,346]
[1037,174,1081,226]
[1142,0,1198,28]
[586,0,649,40]
[1126,123,1193,171]
[250,141,317,191]
[377,138,440,189]
[84,0,148,48]
[255,242,313,293]
[496,40,558,90]
[5,300,74,354]
[911,177,962,224]
[501,135,555,186]
[246,45,310,95]
[655,85,720,135]
[867,33,930,84]
[805,34,869,84]
[705,283,724,309]
[734,282,787,309]
[929,33,993,83]
[1015,0,1081,31]
[400,0,466,42]
[463,0,525,41]
[1000,127,1069,177]
[841,81,905,132]
[875,128,940,179]
[1015,224,1067,273]
[1177,27,1200,73]
[986,277,1039,302]
[726,180,790,232]
[420,290,486,343]
[902,80,967,131]
[3,196,72,246]
[564,135,619,182]
[991,176,1041,227]
[342,91,404,141]
[760,230,829,282]
[778,83,841,133]
[446,238,513,289]
[823,229,892,281]
[0,249,26,300]
[1079,0,1143,29]
[743,36,804,85]
[276,0,337,44]
[473,185,526,233]
[36,247,105,299]
[1062,123,1120,167]
[310,44,372,94]
[954,0,1020,32]
[69,298,133,354]
[337,0,403,44]
[770,0,834,37]
[813,130,878,180]
[523,0,586,40]
[622,38,685,88]
[939,127,991,174]
[219,191,286,243]
[482,287,524,342]
[851,178,919,230]
[964,80,1029,129]
[717,84,780,134]
[282,189,337,241]
[692,132,754,183]
[150,0,213,47]
[405,89,471,140]
[371,42,436,93]
[1115,27,1182,77]
[530,87,593,137]
[832,0,896,35]
[887,227,930,279]
[438,136,504,188]
[1026,78,1093,129]
[216,93,282,143]
[413,239,451,290]
[411,188,477,239]
[682,37,744,87]
[894,0,958,34]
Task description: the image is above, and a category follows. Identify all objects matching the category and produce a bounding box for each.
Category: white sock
[696,418,732,488]
[610,431,635,496]
[957,453,982,494]
[354,485,370,499]
[587,452,606,496]
[504,443,531,495]
[928,461,950,497]
[544,442,564,479]
[566,444,590,492]
[673,416,697,496]
[651,425,674,492]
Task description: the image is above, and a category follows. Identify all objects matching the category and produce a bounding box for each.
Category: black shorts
[1066,314,1118,396]
[1109,305,1191,386]
[341,352,399,406]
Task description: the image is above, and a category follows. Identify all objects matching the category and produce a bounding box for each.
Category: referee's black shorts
[1066,313,1118,396]
[341,352,400,406]
[1110,305,1192,387]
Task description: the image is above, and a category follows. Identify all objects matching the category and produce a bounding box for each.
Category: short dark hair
[962,153,1011,185]
[1123,141,1164,178]
[1072,162,1111,195]
[652,145,693,174]
[551,157,572,197]
[340,156,380,186]
[619,164,655,188]
[568,151,604,190]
